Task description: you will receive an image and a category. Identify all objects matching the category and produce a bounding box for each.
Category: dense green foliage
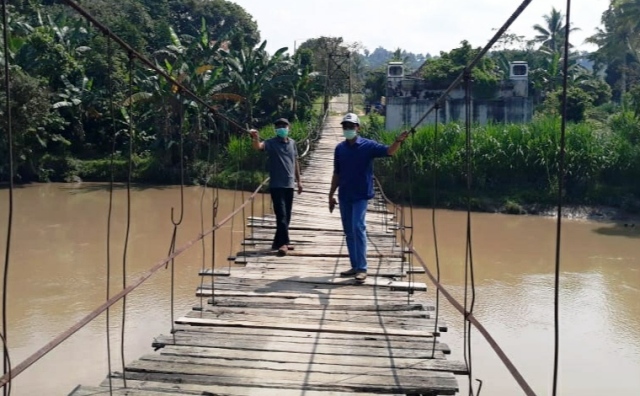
[0,0,326,184]
[1,0,640,213]
[363,113,640,213]
[355,1,640,212]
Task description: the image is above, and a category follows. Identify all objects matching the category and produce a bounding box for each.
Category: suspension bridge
[1,0,577,394]
[69,113,466,395]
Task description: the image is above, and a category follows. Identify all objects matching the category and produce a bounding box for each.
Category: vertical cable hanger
[120,53,136,389]
[211,119,220,303]
[1,0,14,393]
[226,125,242,271]
[198,105,213,312]
[405,140,416,303]
[104,35,117,395]
[167,94,186,337]
[552,1,572,395]
[430,104,442,359]
[462,69,478,396]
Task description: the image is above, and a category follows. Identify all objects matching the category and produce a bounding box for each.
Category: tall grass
[364,113,640,210]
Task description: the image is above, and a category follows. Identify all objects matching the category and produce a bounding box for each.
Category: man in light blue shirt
[250,118,303,256]
[328,113,408,283]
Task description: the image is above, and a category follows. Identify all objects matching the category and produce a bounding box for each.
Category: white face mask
[343,129,357,139]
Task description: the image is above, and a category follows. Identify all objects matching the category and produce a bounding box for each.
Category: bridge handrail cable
[0,177,269,388]
[372,176,537,396]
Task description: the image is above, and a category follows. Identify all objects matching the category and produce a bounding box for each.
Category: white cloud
[231,0,610,55]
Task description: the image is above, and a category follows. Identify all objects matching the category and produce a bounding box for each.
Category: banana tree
[224,40,288,124]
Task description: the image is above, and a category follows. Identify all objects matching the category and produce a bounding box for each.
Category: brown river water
[0,183,638,395]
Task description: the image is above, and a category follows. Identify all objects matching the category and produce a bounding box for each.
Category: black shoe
[340,268,357,277]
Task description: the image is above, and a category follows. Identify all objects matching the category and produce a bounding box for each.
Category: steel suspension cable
[198,110,214,311]
[374,185,536,396]
[104,36,117,395]
[211,120,220,304]
[408,0,533,132]
[226,122,244,274]
[430,104,442,359]
[1,0,13,394]
[553,1,572,394]
[167,98,186,338]
[0,178,269,389]
[119,54,137,388]
[404,147,416,303]
[462,71,478,396]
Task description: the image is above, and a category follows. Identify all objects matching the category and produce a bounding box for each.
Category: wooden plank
[69,385,190,395]
[197,281,422,297]
[201,291,422,304]
[182,311,447,333]
[195,305,430,319]
[197,275,427,291]
[197,277,426,296]
[204,298,432,311]
[169,324,437,343]
[174,317,435,338]
[152,335,447,360]
[100,378,405,396]
[138,353,459,378]
[158,329,449,353]
[157,345,465,372]
[123,359,459,394]
[184,309,441,330]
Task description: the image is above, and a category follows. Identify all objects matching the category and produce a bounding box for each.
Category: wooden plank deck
[70,115,465,395]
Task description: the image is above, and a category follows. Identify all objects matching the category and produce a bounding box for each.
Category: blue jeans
[339,198,368,272]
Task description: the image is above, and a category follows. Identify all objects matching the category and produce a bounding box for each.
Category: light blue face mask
[343,129,357,139]
[276,127,289,138]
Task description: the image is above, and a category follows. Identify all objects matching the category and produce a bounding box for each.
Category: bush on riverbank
[362,112,640,214]
[30,116,322,191]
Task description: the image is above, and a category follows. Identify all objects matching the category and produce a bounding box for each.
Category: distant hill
[362,47,431,72]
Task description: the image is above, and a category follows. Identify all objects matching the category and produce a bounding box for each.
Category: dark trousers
[270,188,294,249]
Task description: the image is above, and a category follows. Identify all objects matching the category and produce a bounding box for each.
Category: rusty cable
[211,120,220,305]
[1,0,14,393]
[171,99,186,227]
[553,1,572,395]
[462,70,478,396]
[409,0,533,130]
[0,178,269,388]
[104,35,116,395]
[119,53,136,388]
[167,100,186,336]
[430,104,442,359]
[406,241,537,396]
[198,109,213,312]
[374,174,535,395]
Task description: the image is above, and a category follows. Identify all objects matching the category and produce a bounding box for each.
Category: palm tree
[616,0,640,61]
[531,7,580,53]
[586,1,640,98]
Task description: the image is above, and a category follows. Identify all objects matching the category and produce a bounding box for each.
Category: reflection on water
[0,184,638,395]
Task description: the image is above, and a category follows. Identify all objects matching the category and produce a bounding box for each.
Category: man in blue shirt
[328,113,408,283]
[250,118,303,256]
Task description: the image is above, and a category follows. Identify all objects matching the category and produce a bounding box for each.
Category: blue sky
[231,0,610,55]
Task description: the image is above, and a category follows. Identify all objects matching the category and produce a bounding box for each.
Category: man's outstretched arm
[249,129,265,150]
[386,130,410,156]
